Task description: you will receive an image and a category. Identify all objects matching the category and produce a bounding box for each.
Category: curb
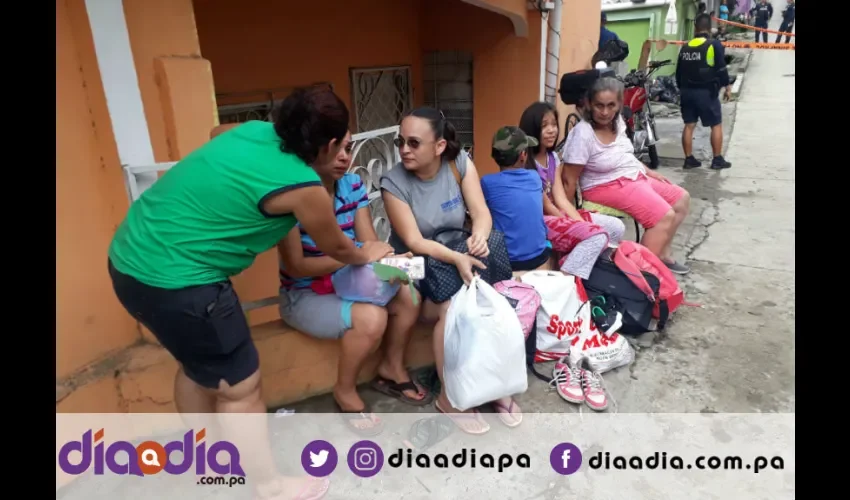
[729,51,752,99]
[731,74,744,98]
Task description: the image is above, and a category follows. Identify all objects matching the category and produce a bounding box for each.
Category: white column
[544,0,563,104]
[84,0,158,200]
[539,14,547,101]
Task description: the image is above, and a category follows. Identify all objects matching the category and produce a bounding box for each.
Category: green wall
[604,0,695,78]
[607,18,651,71]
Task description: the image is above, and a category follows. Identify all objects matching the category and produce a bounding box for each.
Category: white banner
[56,413,795,499]
[665,2,679,35]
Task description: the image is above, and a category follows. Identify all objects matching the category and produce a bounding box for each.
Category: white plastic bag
[520,271,585,361]
[521,271,633,373]
[443,276,528,411]
[569,316,634,374]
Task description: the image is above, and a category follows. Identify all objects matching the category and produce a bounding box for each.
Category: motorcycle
[619,59,673,170]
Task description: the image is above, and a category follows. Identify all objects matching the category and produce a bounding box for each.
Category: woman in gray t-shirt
[381,107,522,434]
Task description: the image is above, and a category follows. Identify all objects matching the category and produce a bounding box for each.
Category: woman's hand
[466,233,490,258]
[361,241,394,263]
[453,253,487,285]
[646,169,672,184]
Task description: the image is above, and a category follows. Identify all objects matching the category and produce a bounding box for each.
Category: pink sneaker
[580,362,608,411]
[551,356,584,404]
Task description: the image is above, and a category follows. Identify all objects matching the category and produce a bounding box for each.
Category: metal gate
[423,51,474,156]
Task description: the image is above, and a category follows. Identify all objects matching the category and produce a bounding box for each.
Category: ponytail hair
[405,107,462,161]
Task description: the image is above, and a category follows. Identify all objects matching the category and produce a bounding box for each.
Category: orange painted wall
[420,0,542,176]
[194,0,424,115]
[193,0,541,315]
[194,0,427,320]
[56,0,141,378]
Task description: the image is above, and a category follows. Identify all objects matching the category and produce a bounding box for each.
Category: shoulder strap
[449,159,461,186]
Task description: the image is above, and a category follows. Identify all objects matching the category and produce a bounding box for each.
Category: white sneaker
[551,356,584,404]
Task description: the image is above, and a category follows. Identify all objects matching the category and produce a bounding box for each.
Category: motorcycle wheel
[647,144,660,170]
[643,109,660,169]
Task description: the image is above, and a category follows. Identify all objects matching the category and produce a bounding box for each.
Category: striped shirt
[279,173,369,292]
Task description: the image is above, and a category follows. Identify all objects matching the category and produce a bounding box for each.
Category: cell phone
[379,256,425,280]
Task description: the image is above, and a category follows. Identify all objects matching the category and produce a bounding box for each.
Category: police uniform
[751,1,774,43]
[675,35,729,129]
[776,2,795,44]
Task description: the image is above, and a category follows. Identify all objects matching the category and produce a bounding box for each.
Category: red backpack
[613,241,694,329]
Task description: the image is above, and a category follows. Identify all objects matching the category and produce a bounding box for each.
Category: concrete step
[56,321,436,414]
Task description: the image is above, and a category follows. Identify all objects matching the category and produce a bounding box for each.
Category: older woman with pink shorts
[562,77,691,274]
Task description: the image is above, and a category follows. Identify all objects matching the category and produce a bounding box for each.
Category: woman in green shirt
[107,86,390,500]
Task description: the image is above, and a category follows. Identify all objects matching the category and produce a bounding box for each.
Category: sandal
[334,401,384,437]
[492,398,523,428]
[370,375,434,406]
[407,415,454,451]
[435,401,490,435]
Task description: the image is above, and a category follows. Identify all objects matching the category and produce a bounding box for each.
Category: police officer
[776,0,795,44]
[676,14,732,170]
[750,0,774,43]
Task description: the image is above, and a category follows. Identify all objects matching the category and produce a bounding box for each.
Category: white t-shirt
[561,118,647,192]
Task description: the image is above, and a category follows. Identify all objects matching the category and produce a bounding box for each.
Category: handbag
[420,227,513,304]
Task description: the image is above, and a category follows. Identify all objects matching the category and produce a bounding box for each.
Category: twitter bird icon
[310,450,329,468]
[301,440,338,477]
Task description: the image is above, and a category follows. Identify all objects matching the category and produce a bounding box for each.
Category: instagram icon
[347,440,384,478]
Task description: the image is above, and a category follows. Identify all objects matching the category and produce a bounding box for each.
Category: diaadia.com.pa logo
[57,428,245,481]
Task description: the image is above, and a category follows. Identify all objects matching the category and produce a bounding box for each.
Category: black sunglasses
[393,136,425,150]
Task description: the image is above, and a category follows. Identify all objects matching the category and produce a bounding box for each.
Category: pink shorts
[582,175,687,228]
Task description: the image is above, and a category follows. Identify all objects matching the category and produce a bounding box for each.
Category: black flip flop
[334,401,384,437]
[408,415,454,451]
[370,375,435,406]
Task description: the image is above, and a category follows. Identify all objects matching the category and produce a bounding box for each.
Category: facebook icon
[550,442,583,475]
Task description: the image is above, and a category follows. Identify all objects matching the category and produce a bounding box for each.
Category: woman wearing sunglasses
[380,107,521,435]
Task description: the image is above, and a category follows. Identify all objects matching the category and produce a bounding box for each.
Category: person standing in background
[776,0,795,43]
[750,0,774,43]
[599,12,620,50]
[719,0,730,20]
[676,14,733,170]
[718,0,731,38]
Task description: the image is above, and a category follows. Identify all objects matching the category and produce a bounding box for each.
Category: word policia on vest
[711,16,795,38]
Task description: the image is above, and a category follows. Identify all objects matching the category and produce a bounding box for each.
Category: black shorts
[107,259,259,389]
[510,247,552,272]
[680,87,722,127]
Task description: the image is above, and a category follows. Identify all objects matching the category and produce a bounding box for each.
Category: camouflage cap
[491,126,539,154]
